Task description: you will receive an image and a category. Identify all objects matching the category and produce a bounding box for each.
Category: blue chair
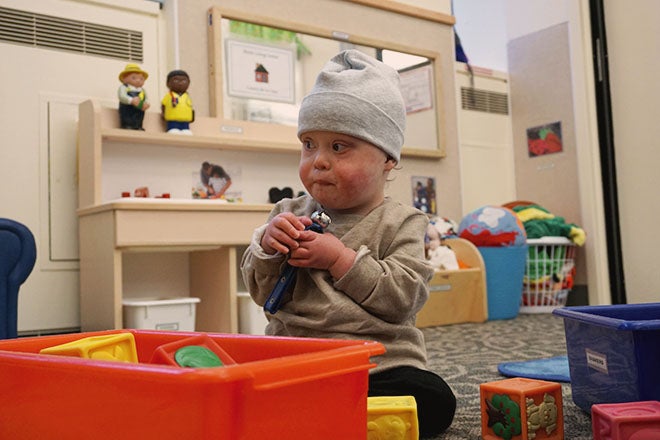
[0,218,36,339]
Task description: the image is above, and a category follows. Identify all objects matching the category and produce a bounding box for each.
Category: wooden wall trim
[343,0,456,25]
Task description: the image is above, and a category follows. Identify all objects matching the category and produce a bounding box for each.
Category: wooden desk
[78,199,271,332]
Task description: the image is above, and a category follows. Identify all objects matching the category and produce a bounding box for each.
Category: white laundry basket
[520,237,576,313]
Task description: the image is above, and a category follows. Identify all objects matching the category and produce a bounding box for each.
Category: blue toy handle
[264,264,297,314]
[263,222,324,314]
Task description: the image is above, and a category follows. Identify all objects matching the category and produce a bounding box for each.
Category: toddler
[241,49,456,438]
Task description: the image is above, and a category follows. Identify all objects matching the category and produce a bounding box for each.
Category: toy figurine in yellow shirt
[161,70,194,134]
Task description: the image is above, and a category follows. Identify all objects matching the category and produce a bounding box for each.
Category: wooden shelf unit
[416,237,488,327]
[77,100,275,333]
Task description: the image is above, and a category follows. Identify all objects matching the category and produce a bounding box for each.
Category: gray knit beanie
[297,49,406,162]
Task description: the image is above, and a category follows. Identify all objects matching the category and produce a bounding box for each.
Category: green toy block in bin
[149,334,236,367]
[478,245,528,320]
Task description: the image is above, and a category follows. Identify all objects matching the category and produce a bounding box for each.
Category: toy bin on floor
[122,296,200,331]
[553,303,660,412]
[237,291,268,335]
[478,244,528,320]
[0,329,384,439]
[521,237,576,313]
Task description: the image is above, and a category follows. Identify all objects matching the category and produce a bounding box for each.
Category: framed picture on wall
[225,39,295,103]
[192,161,242,202]
[399,62,434,114]
[527,121,563,157]
[411,176,437,215]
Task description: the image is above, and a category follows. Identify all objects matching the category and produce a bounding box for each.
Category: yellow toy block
[39,333,138,363]
[367,395,419,440]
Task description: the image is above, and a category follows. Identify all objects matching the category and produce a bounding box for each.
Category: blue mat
[497,355,570,382]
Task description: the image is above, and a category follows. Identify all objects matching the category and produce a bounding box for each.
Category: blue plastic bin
[553,303,660,412]
[478,245,528,320]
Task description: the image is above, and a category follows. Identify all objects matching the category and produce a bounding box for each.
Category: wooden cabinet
[77,100,286,332]
[416,237,488,327]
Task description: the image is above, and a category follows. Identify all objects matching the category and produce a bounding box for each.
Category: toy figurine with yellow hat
[117,63,150,130]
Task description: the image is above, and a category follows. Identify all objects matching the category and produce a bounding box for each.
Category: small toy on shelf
[161,69,194,134]
[480,377,564,440]
[121,189,170,199]
[134,186,149,198]
[117,63,150,130]
[39,333,138,363]
[269,186,294,203]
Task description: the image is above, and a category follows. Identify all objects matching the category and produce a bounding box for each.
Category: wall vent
[461,87,509,115]
[0,6,143,62]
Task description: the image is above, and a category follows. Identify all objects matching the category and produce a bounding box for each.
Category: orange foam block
[480,377,564,440]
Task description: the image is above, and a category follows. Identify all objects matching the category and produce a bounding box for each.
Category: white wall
[0,0,162,333]
[453,0,610,305]
[455,65,516,213]
[603,0,660,303]
[506,0,609,305]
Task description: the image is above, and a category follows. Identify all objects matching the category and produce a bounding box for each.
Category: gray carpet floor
[421,313,593,439]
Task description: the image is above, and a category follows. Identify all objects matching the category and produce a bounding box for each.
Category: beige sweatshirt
[240,195,434,373]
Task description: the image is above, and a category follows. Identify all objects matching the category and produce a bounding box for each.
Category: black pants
[119,103,145,130]
[369,366,456,438]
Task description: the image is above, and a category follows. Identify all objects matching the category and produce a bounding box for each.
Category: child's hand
[261,212,312,255]
[288,231,356,279]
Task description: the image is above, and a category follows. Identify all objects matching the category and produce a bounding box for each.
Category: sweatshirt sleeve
[240,223,287,307]
[239,197,316,306]
[334,210,434,323]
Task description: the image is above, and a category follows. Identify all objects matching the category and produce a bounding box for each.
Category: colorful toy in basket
[428,216,458,239]
[509,203,586,246]
[425,216,460,270]
[522,238,576,308]
[458,206,526,247]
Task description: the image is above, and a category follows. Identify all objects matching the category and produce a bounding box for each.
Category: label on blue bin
[586,348,608,374]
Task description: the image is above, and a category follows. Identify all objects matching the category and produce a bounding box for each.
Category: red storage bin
[0,329,384,439]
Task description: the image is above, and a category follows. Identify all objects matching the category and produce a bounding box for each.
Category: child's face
[167,74,190,94]
[299,131,395,215]
[123,72,146,87]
